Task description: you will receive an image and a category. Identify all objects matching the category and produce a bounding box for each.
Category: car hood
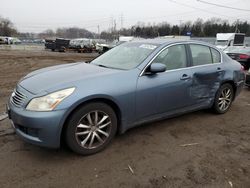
[19,62,122,94]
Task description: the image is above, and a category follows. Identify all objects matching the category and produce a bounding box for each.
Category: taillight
[239,54,250,59]
[241,65,246,72]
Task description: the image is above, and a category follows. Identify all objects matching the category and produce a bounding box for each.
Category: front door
[136,44,193,120]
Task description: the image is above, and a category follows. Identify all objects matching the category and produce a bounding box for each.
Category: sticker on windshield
[139,44,157,50]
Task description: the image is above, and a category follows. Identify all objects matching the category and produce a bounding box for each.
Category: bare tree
[0,16,17,36]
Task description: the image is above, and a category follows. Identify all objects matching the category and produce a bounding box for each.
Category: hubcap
[218,88,232,111]
[75,111,112,149]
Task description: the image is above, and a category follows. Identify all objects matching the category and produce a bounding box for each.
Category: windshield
[91,42,158,70]
[216,40,228,46]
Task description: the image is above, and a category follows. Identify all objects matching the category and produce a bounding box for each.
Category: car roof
[130,38,212,47]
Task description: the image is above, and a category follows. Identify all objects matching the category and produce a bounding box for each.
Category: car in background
[7,39,245,155]
[227,48,250,70]
[45,38,70,52]
[245,69,250,87]
[69,38,95,53]
[215,33,246,51]
[0,37,7,44]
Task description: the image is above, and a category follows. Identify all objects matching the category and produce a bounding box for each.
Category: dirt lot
[0,48,250,188]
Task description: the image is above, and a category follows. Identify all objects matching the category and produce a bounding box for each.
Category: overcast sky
[0,0,250,33]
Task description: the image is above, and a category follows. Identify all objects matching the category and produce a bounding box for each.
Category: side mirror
[149,63,166,74]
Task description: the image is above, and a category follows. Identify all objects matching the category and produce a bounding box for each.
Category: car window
[190,44,213,66]
[152,44,187,70]
[91,42,158,70]
[211,48,221,63]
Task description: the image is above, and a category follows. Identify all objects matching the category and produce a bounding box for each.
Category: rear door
[188,44,223,105]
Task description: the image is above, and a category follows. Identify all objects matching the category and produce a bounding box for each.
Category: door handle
[217,67,223,73]
[180,74,191,80]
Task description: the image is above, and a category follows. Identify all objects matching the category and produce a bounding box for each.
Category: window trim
[189,43,213,66]
[187,43,222,67]
[210,47,221,64]
[151,44,188,71]
[140,43,189,76]
[140,42,223,76]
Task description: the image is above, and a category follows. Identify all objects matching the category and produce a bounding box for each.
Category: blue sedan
[7,39,245,155]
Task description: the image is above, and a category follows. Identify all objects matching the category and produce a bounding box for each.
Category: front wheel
[65,102,117,155]
[213,83,234,114]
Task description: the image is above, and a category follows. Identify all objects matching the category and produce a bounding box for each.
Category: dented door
[188,44,223,105]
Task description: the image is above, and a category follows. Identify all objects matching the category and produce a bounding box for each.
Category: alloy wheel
[75,110,112,149]
[218,88,232,111]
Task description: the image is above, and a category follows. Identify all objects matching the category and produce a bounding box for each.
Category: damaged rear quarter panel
[189,56,239,105]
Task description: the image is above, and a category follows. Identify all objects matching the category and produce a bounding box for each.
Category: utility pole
[114,19,117,40]
[110,17,114,32]
[114,19,117,32]
[97,25,100,39]
[179,20,183,36]
[235,19,240,33]
[120,14,124,29]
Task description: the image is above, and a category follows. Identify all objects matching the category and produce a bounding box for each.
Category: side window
[152,44,187,70]
[211,48,221,63]
[190,44,213,66]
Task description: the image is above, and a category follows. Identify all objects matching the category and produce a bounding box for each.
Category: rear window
[190,44,213,66]
[211,48,221,63]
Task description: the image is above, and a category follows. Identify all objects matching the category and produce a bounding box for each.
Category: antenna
[97,25,100,39]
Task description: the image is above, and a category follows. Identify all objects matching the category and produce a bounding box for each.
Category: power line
[123,10,195,25]
[167,0,248,21]
[197,0,250,12]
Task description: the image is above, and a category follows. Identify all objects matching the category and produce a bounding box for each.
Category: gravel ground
[0,48,250,188]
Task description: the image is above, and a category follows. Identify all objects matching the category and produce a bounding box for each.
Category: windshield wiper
[94,64,125,70]
[97,64,109,68]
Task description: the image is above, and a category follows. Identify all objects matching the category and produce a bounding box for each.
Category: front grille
[10,89,27,107]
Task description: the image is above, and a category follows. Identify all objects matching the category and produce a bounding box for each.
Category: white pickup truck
[215,33,248,53]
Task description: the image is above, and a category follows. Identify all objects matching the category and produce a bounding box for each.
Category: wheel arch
[60,97,122,145]
[220,80,237,100]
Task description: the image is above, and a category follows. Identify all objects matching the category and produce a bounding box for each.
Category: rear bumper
[7,101,66,148]
[235,79,245,97]
[245,73,250,86]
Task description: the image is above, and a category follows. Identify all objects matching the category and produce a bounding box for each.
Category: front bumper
[7,101,66,148]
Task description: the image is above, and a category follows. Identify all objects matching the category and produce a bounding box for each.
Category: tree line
[1,16,250,40]
[101,18,250,40]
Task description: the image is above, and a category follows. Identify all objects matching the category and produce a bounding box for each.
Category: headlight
[26,88,75,111]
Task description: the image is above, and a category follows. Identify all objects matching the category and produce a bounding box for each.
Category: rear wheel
[65,102,117,155]
[213,83,234,114]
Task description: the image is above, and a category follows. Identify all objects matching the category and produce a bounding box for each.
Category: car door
[136,44,193,120]
[188,44,223,105]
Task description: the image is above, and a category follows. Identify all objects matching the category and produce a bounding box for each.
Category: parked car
[7,39,245,155]
[0,37,7,44]
[69,38,95,53]
[227,48,250,70]
[45,39,55,49]
[45,38,70,52]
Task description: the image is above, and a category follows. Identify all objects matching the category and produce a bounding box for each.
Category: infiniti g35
[7,39,245,155]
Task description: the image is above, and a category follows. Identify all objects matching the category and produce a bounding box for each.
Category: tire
[213,83,234,114]
[65,102,117,155]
